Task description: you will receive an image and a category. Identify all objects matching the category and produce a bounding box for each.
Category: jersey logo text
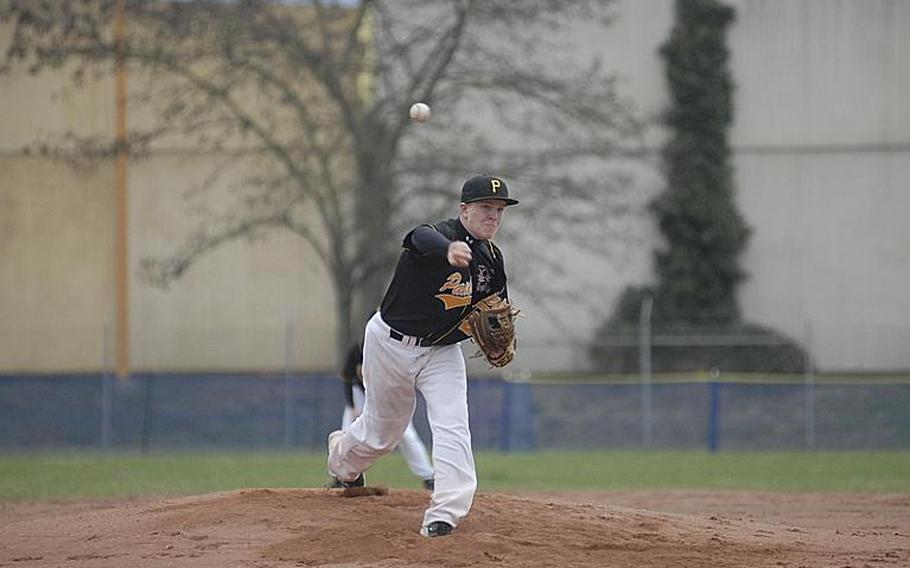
[435,272,472,310]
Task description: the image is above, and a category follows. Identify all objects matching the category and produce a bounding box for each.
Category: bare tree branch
[139,214,289,289]
[2,0,642,362]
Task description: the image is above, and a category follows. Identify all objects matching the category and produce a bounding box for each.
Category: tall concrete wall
[2,0,908,373]
[129,155,337,371]
[729,0,910,370]
[501,0,672,373]
[0,64,116,371]
[516,0,910,373]
[0,157,115,370]
[0,27,337,372]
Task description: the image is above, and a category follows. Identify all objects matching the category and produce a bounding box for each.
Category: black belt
[389,329,434,347]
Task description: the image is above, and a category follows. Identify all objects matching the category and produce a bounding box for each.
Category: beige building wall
[510,0,910,373]
[0,157,115,371]
[729,0,910,370]
[3,0,909,373]
[0,24,338,373]
[130,155,336,371]
[0,54,116,372]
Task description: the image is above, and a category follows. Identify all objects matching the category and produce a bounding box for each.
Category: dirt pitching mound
[2,488,907,567]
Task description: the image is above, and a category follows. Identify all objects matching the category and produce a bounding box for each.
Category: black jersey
[341,342,364,407]
[380,217,508,345]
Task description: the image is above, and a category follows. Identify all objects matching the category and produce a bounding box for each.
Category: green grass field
[0,451,908,501]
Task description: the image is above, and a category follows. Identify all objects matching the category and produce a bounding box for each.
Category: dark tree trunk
[351,132,397,340]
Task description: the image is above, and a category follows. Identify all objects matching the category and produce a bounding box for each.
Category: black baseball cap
[460,174,519,206]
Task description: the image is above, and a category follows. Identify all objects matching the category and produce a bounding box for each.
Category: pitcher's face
[460,199,507,240]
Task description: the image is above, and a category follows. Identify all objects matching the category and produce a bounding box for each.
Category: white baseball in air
[409,102,431,123]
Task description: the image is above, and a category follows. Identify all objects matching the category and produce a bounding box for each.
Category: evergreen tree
[652,0,750,324]
[590,0,805,373]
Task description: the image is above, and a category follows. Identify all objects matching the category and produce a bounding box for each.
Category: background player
[327,174,518,537]
[340,341,435,490]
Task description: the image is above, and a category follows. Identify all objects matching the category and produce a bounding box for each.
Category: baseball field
[1,451,908,567]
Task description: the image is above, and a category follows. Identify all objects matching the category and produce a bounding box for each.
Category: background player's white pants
[341,386,434,481]
[328,312,477,529]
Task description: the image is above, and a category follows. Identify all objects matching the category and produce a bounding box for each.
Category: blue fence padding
[1,374,908,451]
[500,381,537,451]
[708,381,720,452]
[0,374,105,447]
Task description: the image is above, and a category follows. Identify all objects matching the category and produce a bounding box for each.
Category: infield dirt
[1,489,908,567]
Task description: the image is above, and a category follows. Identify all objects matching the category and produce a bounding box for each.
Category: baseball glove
[463,295,520,368]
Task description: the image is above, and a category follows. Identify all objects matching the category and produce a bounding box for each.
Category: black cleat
[422,478,435,491]
[327,473,365,489]
[420,520,453,537]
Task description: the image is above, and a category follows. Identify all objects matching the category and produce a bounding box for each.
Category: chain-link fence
[588,297,813,375]
[1,300,906,451]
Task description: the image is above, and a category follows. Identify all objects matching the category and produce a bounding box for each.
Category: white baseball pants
[341,384,434,481]
[328,311,477,529]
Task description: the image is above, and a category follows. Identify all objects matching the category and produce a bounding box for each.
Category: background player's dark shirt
[341,342,364,407]
[380,217,508,345]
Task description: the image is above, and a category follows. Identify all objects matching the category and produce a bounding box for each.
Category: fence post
[500,380,513,452]
[804,320,816,451]
[708,380,720,453]
[101,319,113,449]
[140,373,154,453]
[284,319,295,447]
[639,296,654,447]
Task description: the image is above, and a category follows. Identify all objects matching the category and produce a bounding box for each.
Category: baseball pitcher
[327,174,519,538]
